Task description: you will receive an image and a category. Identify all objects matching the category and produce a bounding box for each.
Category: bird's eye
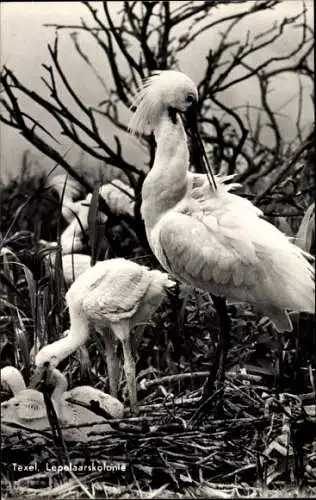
[186,94,195,103]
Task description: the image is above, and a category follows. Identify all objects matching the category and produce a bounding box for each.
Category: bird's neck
[66,312,90,354]
[50,313,89,363]
[141,113,188,229]
[10,377,26,396]
[51,370,68,417]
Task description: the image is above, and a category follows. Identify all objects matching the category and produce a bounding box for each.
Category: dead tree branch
[0,0,313,226]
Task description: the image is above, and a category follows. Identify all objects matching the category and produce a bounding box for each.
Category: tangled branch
[0,0,313,224]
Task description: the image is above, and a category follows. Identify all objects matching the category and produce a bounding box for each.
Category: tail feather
[257,233,315,314]
[265,308,293,333]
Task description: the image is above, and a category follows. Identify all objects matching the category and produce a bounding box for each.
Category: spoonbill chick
[60,194,98,254]
[46,173,85,224]
[33,258,175,414]
[32,368,124,442]
[1,366,26,395]
[59,180,134,254]
[129,70,315,400]
[1,366,123,442]
[38,239,92,285]
[99,179,135,217]
[1,365,58,435]
[43,248,92,286]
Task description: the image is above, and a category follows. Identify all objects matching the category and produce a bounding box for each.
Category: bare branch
[69,32,109,93]
[1,0,313,228]
[254,132,314,205]
[257,72,282,160]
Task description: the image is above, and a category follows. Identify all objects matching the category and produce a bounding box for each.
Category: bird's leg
[111,321,138,415]
[202,295,231,411]
[102,329,120,398]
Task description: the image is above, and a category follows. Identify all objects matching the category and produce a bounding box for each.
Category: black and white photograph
[0,1,315,498]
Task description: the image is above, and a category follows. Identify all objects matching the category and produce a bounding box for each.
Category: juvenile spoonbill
[39,179,135,283]
[99,179,135,218]
[46,173,84,224]
[31,367,124,442]
[33,258,175,414]
[129,70,315,400]
[1,366,26,395]
[1,366,124,442]
[43,248,92,286]
[57,253,92,285]
[1,365,60,435]
[59,194,96,254]
[60,180,134,254]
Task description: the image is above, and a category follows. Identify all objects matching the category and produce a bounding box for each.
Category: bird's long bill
[184,105,217,191]
[29,365,50,389]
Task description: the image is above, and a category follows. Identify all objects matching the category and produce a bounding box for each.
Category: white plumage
[1,366,59,435]
[60,180,134,255]
[129,71,315,333]
[296,202,315,252]
[40,179,135,284]
[34,258,175,414]
[46,173,84,224]
[39,241,92,285]
[59,253,92,285]
[1,366,26,395]
[99,179,135,217]
[39,178,135,286]
[1,366,124,442]
[59,194,94,255]
[32,368,124,442]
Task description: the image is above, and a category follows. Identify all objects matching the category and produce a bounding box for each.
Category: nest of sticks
[2,368,316,499]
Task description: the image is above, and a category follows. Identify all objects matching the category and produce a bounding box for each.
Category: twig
[254,133,313,204]
[140,369,262,390]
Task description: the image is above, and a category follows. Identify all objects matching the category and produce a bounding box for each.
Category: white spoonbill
[38,178,135,286]
[1,365,59,436]
[1,366,26,395]
[33,258,175,414]
[99,179,135,218]
[59,194,95,255]
[128,70,315,398]
[31,367,124,442]
[57,253,92,286]
[37,200,93,257]
[46,173,84,225]
[42,248,92,286]
[60,179,134,254]
[1,366,124,442]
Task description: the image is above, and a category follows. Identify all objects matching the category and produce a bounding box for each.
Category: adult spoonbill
[33,258,175,414]
[128,70,315,401]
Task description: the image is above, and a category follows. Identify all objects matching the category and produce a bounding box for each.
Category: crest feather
[128,71,166,136]
[128,70,196,136]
